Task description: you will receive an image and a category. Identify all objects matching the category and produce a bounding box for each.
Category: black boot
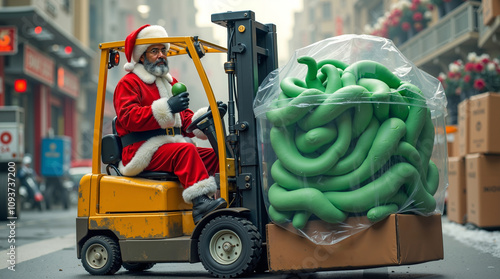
[192,195,227,223]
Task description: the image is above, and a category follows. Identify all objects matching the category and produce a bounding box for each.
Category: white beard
[143,58,169,77]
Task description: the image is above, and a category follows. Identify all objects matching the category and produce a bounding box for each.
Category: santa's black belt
[121,127,182,147]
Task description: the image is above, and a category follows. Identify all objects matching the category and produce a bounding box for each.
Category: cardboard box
[457,100,469,157]
[267,214,443,272]
[447,157,467,224]
[447,131,459,158]
[483,0,500,26]
[468,93,500,154]
[453,131,460,157]
[465,153,500,228]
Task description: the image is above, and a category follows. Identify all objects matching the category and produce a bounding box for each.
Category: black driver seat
[101,117,178,181]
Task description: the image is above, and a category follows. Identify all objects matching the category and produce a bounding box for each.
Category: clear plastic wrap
[254,35,448,245]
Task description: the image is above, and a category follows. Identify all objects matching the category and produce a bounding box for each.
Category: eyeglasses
[145,48,167,56]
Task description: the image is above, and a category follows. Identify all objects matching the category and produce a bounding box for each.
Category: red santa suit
[114,25,218,204]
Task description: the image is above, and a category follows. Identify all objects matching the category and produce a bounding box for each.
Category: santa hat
[124,24,170,72]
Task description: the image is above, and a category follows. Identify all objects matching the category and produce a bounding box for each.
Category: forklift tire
[198,215,262,278]
[81,235,122,275]
[122,262,155,272]
[254,248,269,273]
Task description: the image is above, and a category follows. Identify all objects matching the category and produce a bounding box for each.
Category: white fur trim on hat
[132,25,170,64]
[182,176,217,203]
[124,25,170,72]
[124,62,135,72]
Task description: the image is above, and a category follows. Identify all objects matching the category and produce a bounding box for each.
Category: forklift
[77,11,276,277]
[77,10,443,278]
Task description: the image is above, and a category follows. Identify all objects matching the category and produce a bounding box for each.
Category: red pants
[145,143,218,189]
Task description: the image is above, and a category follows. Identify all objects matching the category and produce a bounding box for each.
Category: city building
[0,0,222,174]
[0,0,94,173]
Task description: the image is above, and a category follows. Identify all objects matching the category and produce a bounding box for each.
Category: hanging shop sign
[23,44,55,87]
[57,66,79,98]
[0,26,17,55]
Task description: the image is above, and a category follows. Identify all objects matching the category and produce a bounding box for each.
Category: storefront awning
[0,6,94,69]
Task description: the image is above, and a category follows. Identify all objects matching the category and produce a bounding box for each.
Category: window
[322,2,332,20]
[62,0,71,13]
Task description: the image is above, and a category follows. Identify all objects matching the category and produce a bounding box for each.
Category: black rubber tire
[254,246,269,274]
[198,215,262,278]
[122,262,155,272]
[81,235,122,275]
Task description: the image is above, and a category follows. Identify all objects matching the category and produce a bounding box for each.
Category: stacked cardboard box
[446,100,469,224]
[449,93,500,228]
[483,0,500,26]
[447,157,466,224]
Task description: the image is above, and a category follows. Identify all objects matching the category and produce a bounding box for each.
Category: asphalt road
[0,207,499,279]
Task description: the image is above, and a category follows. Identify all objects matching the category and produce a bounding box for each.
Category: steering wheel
[186,106,227,157]
[186,106,227,134]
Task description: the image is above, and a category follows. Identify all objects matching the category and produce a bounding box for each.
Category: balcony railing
[399,1,481,74]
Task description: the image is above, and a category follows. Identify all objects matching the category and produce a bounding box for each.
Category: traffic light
[14,79,27,93]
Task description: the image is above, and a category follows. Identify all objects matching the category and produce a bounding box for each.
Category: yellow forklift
[77,10,443,278]
[77,11,276,277]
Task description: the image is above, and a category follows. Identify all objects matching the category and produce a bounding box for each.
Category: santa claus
[113,24,226,223]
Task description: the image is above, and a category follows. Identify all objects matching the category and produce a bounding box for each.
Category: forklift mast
[212,11,278,237]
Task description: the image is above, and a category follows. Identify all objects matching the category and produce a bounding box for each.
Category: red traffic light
[64,46,72,54]
[14,79,27,93]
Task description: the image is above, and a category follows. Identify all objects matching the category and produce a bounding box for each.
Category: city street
[1,1,499,278]
[0,207,499,279]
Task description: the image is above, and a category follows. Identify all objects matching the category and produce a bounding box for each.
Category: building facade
[0,0,94,173]
[0,0,222,174]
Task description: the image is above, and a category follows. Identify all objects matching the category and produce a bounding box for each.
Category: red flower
[401,22,411,31]
[448,71,461,79]
[464,62,475,72]
[473,78,486,91]
[464,74,471,83]
[474,63,484,72]
[391,17,400,26]
[413,12,423,21]
[392,9,402,17]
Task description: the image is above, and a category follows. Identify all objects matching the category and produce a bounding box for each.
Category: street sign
[0,26,18,55]
[41,136,71,176]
